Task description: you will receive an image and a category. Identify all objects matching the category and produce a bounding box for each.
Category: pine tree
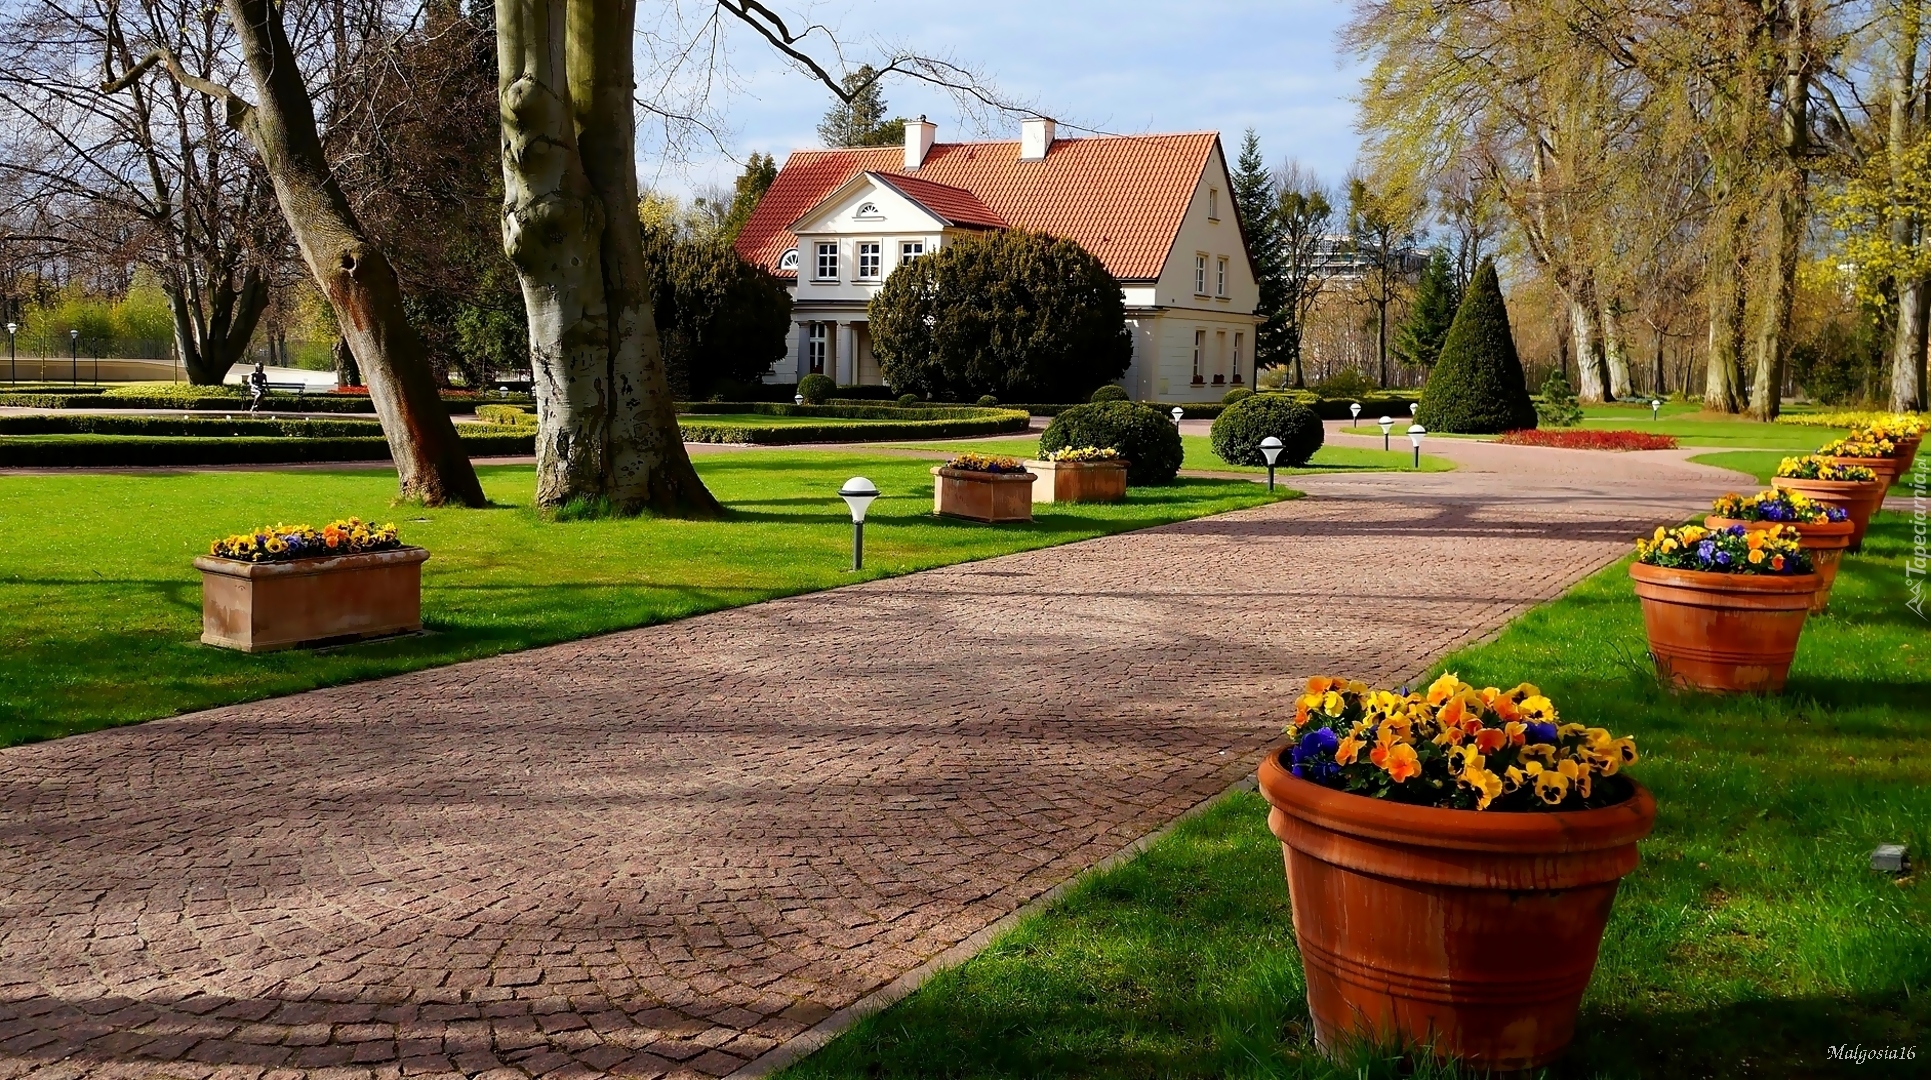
[1231,129,1288,374]
[719,152,777,242]
[1394,247,1458,372]
[1415,258,1538,433]
[817,66,905,148]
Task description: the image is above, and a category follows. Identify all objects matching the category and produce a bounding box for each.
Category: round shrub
[976,394,999,407]
[1039,401,1183,485]
[1089,384,1130,404]
[796,373,836,404]
[897,393,920,407]
[1416,259,1538,433]
[1210,394,1323,466]
[1221,386,1255,406]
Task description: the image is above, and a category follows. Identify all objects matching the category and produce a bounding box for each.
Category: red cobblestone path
[0,444,1745,1079]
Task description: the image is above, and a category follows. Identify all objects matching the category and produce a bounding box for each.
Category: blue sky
[644,0,1365,202]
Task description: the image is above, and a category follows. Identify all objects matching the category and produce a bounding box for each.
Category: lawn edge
[727,773,1264,1080]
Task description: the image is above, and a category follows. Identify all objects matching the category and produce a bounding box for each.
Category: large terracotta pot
[1628,561,1817,692]
[1819,454,1899,490]
[1897,433,1922,481]
[1705,516,1854,613]
[1771,475,1886,551]
[1257,750,1655,1071]
[1022,458,1128,503]
[931,466,1035,522]
[195,546,428,653]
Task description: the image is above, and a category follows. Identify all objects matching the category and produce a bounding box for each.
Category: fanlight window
[854,202,882,219]
[778,248,799,271]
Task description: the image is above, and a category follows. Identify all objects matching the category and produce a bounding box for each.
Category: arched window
[778,248,799,271]
[854,202,881,219]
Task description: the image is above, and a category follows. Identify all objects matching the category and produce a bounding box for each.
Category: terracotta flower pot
[1022,458,1128,503]
[1705,516,1854,613]
[1628,561,1817,692]
[1897,433,1922,481]
[195,546,428,653]
[1819,454,1899,490]
[1257,750,1655,1071]
[930,466,1035,522]
[1772,475,1886,551]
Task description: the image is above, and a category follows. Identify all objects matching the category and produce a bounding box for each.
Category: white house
[734,118,1260,402]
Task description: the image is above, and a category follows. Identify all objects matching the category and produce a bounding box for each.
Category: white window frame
[1208,188,1219,221]
[778,248,799,272]
[856,241,882,281]
[815,242,839,281]
[1194,254,1208,296]
[807,323,827,374]
[1192,329,1205,383]
[1216,257,1228,297]
[899,240,925,265]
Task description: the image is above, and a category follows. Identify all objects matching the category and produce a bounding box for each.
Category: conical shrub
[1415,259,1537,434]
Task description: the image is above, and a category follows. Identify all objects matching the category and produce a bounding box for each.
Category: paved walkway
[0,443,1746,1080]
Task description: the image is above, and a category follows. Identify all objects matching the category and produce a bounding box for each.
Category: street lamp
[68,329,78,387]
[1259,435,1283,492]
[1409,401,1420,418]
[794,393,805,406]
[1349,401,1361,428]
[839,476,880,571]
[1378,415,1394,452]
[1171,405,1184,426]
[1650,398,1662,421]
[1407,423,1426,469]
[5,322,15,384]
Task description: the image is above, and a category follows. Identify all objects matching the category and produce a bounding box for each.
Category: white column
[836,322,856,385]
[794,321,810,381]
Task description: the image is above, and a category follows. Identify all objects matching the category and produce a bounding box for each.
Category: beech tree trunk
[170,266,267,385]
[221,0,484,506]
[1890,5,1926,412]
[1598,293,1631,400]
[1569,294,1607,402]
[1704,213,1748,413]
[496,0,718,514]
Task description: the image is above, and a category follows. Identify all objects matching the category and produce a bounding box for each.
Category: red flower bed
[1499,428,1678,451]
[330,386,369,395]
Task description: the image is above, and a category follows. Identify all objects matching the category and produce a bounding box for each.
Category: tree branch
[101,46,255,137]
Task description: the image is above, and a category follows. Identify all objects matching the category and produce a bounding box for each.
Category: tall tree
[1231,129,1289,369]
[1275,163,1334,388]
[1394,246,1457,373]
[817,65,904,148]
[1346,173,1418,388]
[719,152,777,242]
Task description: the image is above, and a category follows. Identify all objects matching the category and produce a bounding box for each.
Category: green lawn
[782,518,1929,1079]
[1692,450,1921,495]
[0,455,1285,746]
[884,435,1453,475]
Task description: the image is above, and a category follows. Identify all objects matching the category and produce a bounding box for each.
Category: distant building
[734,118,1260,402]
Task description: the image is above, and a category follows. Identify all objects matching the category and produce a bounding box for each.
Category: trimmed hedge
[0,414,384,438]
[1210,395,1324,466]
[1090,385,1130,403]
[0,430,535,468]
[476,404,535,425]
[1416,259,1537,434]
[679,409,1029,445]
[1039,402,1184,485]
[678,401,1012,422]
[0,390,529,414]
[796,373,836,404]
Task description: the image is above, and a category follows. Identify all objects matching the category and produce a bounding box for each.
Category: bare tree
[1346,172,1419,388]
[1274,161,1335,389]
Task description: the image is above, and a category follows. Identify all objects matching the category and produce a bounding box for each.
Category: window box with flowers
[1706,490,1853,612]
[1257,675,1652,1071]
[1021,446,1128,504]
[931,454,1036,522]
[194,519,426,652]
[1629,522,1817,693]
[1771,455,1885,550]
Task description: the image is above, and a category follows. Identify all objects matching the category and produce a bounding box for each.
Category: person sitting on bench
[247,362,268,413]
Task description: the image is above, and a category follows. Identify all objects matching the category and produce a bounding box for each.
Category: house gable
[790,172,952,236]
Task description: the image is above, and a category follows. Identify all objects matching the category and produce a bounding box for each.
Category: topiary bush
[797,373,836,404]
[1089,384,1130,403]
[1416,259,1538,434]
[1210,393,1324,466]
[976,394,999,407]
[476,404,534,426]
[1039,401,1183,485]
[898,393,921,406]
[1534,370,1583,427]
[1221,385,1255,406]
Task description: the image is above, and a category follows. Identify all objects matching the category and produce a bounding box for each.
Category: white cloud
[642,0,1363,200]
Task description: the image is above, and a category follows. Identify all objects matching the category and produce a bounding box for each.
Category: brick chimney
[1020,117,1056,161]
[905,116,936,169]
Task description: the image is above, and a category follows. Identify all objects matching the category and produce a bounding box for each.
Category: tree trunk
[1599,293,1631,400]
[333,335,362,388]
[496,0,718,514]
[1652,326,1666,397]
[169,266,268,385]
[221,0,484,506]
[1751,5,1813,423]
[1704,214,1748,413]
[1570,293,1607,403]
[1889,3,1926,413]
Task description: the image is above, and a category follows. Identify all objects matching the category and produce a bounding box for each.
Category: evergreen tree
[1394,247,1458,372]
[719,152,777,241]
[1415,258,1538,433]
[817,66,906,148]
[1232,129,1287,371]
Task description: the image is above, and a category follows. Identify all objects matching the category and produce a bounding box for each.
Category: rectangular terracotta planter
[194,547,430,653]
[931,466,1036,522]
[1023,459,1127,504]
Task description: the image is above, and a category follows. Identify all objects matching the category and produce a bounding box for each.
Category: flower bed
[1708,489,1848,526]
[1042,445,1122,463]
[1774,409,1926,429]
[209,518,401,563]
[1775,455,1875,482]
[944,452,1028,473]
[1026,446,1127,504]
[1497,428,1678,451]
[196,519,426,652]
[932,455,1035,522]
[1629,523,1817,692]
[1259,674,1653,1069]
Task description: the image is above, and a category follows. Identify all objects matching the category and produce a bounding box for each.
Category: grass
[0,454,1285,746]
[1692,450,1921,495]
[883,435,1454,475]
[780,517,1929,1079]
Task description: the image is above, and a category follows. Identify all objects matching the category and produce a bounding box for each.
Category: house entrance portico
[794,313,877,385]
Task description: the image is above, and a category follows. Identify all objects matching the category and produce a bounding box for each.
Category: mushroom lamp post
[1259,435,1283,492]
[839,476,880,571]
[68,329,78,387]
[794,393,805,406]
[1410,401,1420,418]
[1650,398,1662,421]
[1171,405,1184,426]
[1350,401,1362,428]
[1378,415,1394,452]
[1407,424,1426,469]
[5,322,15,384]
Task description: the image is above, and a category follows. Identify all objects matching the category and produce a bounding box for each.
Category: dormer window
[854,202,882,220]
[778,248,799,272]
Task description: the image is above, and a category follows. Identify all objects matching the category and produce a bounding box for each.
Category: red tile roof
[736,132,1220,283]
[866,173,1008,230]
